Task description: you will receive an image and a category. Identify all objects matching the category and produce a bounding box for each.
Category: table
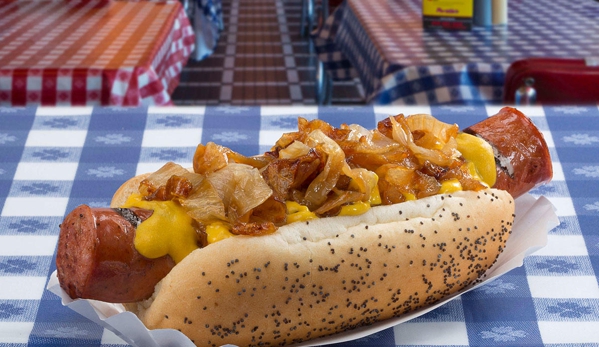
[1,104,598,346]
[0,0,195,107]
[314,0,599,105]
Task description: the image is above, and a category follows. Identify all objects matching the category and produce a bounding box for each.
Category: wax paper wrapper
[47,194,558,347]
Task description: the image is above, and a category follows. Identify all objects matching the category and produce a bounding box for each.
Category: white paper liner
[47,194,559,347]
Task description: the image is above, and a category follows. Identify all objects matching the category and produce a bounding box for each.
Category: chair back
[503,58,599,105]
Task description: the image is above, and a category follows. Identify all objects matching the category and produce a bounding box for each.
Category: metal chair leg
[307,0,314,34]
[301,0,315,37]
[315,60,332,105]
[315,59,324,104]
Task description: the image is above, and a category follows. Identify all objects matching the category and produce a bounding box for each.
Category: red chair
[503,58,599,105]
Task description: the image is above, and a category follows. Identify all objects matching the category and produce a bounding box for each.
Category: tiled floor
[171,0,365,106]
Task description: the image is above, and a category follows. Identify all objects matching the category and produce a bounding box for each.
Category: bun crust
[115,172,515,347]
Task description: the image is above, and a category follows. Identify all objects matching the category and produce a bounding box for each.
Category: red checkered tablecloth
[0,0,195,106]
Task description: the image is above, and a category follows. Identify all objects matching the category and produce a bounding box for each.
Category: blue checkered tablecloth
[1,105,598,346]
[314,0,599,105]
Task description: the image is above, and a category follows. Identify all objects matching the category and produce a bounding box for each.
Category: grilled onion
[133,114,492,239]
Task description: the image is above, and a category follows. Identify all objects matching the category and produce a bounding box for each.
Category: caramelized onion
[194,142,270,175]
[181,179,227,223]
[261,150,322,203]
[278,140,311,159]
[405,114,459,145]
[206,163,273,223]
[303,129,346,210]
[137,114,492,239]
[139,162,204,201]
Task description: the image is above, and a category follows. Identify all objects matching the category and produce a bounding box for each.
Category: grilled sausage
[56,205,175,303]
[465,107,553,198]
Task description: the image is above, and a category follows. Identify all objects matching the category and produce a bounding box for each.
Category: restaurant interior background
[172,0,599,107]
[172,0,364,106]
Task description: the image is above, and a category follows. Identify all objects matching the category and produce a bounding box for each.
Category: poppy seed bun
[118,182,514,347]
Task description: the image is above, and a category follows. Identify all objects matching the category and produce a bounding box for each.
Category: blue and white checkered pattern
[314,0,599,105]
[1,105,599,346]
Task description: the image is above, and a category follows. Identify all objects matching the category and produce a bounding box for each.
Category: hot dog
[56,107,551,347]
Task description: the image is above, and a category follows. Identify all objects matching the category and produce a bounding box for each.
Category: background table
[0,0,195,107]
[1,105,598,346]
[314,0,599,105]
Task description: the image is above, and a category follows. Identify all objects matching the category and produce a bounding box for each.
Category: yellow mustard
[439,178,463,194]
[122,194,198,264]
[338,174,383,216]
[369,182,382,206]
[206,221,234,244]
[402,192,417,201]
[456,132,496,187]
[286,201,317,223]
[339,201,371,216]
[465,161,484,183]
[347,174,382,206]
